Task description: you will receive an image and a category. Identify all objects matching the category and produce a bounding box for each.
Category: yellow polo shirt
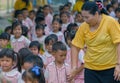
[14,0,33,11]
[72,14,120,70]
[73,0,84,12]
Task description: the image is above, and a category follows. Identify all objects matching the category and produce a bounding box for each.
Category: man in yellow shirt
[69,1,120,83]
[14,0,33,11]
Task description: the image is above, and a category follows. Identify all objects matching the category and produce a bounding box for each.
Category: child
[14,10,24,23]
[22,66,45,83]
[50,19,65,43]
[43,5,53,30]
[44,41,72,83]
[33,24,46,49]
[4,26,12,34]
[42,34,58,68]
[11,21,30,52]
[75,12,84,26]
[22,8,34,40]
[0,48,22,83]
[0,32,11,51]
[60,12,70,33]
[64,24,84,83]
[29,41,44,55]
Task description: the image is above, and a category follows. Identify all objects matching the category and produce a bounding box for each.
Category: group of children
[1,0,120,83]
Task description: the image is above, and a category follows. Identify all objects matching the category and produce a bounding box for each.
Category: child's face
[43,7,50,15]
[52,21,60,32]
[61,14,69,23]
[0,39,9,48]
[54,50,67,64]
[116,11,120,18]
[36,29,44,37]
[75,14,83,22]
[64,6,69,12]
[13,25,22,38]
[0,56,14,72]
[23,62,33,70]
[29,12,35,20]
[45,40,53,53]
[17,14,23,21]
[23,10,29,18]
[30,46,39,55]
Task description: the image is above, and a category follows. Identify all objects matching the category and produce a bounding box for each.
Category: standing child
[33,24,46,50]
[22,66,45,83]
[75,12,84,26]
[0,48,22,83]
[60,12,70,33]
[11,21,30,52]
[44,41,72,83]
[43,5,53,30]
[42,34,58,68]
[0,32,11,51]
[64,23,84,83]
[50,19,65,43]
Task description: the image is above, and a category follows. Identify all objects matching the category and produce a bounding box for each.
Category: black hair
[22,25,28,37]
[0,32,10,40]
[35,13,45,24]
[35,24,45,31]
[111,0,118,6]
[115,7,120,13]
[4,26,12,34]
[44,34,58,45]
[22,0,30,6]
[36,6,43,15]
[11,20,22,34]
[82,1,108,15]
[22,8,28,12]
[53,14,60,20]
[22,66,45,83]
[64,23,78,44]
[52,18,62,24]
[18,48,33,66]
[52,41,67,52]
[43,5,50,9]
[59,5,64,12]
[0,48,21,72]
[106,4,113,11]
[64,4,69,8]
[29,41,41,51]
[14,10,23,18]
[60,11,70,18]
[23,55,43,68]
[29,10,36,14]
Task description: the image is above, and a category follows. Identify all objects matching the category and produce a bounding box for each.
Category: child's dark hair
[36,6,43,15]
[43,5,50,9]
[22,25,28,37]
[53,14,60,20]
[12,21,22,34]
[22,66,45,83]
[60,11,70,18]
[23,55,43,68]
[106,4,113,11]
[45,34,58,45]
[35,24,45,35]
[35,13,45,24]
[0,32,10,40]
[22,8,28,12]
[4,26,12,34]
[64,23,78,44]
[52,41,67,51]
[52,18,62,31]
[115,7,120,13]
[14,10,23,18]
[29,10,36,14]
[0,48,21,72]
[18,47,33,66]
[29,41,41,51]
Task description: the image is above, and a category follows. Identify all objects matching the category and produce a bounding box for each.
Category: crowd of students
[0,0,120,83]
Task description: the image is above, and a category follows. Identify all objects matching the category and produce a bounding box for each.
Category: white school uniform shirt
[1,69,23,83]
[50,31,65,44]
[11,35,31,52]
[61,23,70,33]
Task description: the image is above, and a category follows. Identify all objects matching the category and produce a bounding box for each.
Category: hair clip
[31,66,40,75]
[96,2,103,10]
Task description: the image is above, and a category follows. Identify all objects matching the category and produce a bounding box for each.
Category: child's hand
[67,68,77,81]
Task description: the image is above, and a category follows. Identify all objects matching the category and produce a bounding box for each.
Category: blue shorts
[85,68,120,83]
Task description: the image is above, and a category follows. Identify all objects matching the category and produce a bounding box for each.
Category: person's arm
[114,43,120,81]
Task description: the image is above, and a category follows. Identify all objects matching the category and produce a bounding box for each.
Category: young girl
[0,48,22,83]
[42,34,58,68]
[44,41,72,83]
[22,8,34,40]
[43,5,53,30]
[75,12,84,26]
[11,21,31,52]
[0,32,11,51]
[22,66,45,83]
[64,23,84,83]
[60,12,70,33]
[33,24,46,50]
[50,19,65,43]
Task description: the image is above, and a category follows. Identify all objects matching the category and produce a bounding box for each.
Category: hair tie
[96,2,103,10]
[32,66,41,75]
